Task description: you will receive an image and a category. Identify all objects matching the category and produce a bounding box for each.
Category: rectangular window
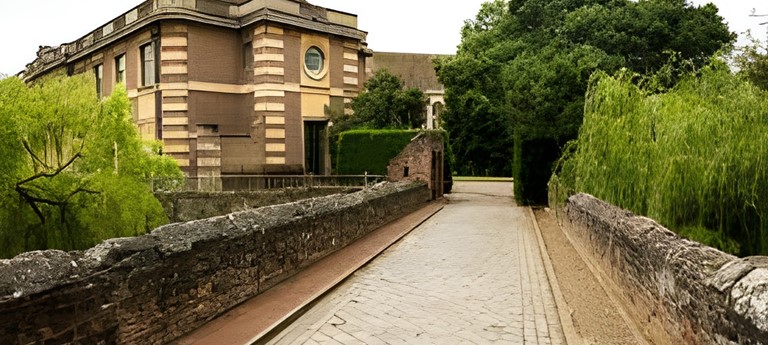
[94,64,103,98]
[141,43,155,87]
[115,54,126,85]
[243,42,253,69]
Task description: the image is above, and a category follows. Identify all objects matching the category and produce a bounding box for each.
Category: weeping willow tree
[0,74,182,258]
[551,61,768,256]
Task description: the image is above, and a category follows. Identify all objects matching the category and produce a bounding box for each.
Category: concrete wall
[558,193,768,344]
[0,182,430,345]
[154,187,356,222]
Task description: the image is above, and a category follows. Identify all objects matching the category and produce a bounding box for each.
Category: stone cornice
[22,0,367,82]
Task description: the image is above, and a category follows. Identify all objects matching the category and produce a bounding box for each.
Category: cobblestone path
[268,181,564,345]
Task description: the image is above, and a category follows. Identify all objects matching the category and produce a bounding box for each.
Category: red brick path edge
[173,201,445,345]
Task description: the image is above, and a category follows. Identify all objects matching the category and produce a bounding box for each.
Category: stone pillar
[426,104,434,130]
[160,23,192,173]
[343,41,362,115]
[253,24,287,170]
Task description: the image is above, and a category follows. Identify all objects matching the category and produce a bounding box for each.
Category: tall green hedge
[336,129,418,175]
[513,134,561,205]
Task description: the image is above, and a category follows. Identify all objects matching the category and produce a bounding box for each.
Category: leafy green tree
[434,2,514,176]
[437,0,734,203]
[0,75,182,257]
[561,1,733,72]
[351,69,427,129]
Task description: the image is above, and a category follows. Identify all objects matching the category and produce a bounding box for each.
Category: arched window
[432,102,445,117]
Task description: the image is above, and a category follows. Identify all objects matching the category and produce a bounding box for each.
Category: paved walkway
[268,181,565,345]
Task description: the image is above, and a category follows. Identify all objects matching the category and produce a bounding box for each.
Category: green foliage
[434,56,513,177]
[336,130,419,175]
[351,69,427,129]
[329,70,428,173]
[733,35,768,91]
[561,1,735,72]
[437,0,734,202]
[0,75,182,258]
[551,64,768,256]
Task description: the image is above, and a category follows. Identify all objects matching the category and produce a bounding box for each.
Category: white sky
[0,0,766,76]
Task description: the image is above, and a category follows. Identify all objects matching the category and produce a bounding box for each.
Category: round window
[304,46,325,78]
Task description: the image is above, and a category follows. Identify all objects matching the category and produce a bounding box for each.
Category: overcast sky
[0,0,766,76]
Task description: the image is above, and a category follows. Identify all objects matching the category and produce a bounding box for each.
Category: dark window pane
[116,54,126,84]
[141,44,155,86]
[94,64,103,98]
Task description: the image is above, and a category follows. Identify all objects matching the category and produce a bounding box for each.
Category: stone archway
[425,92,445,129]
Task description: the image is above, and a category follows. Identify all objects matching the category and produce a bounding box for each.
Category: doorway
[304,121,327,175]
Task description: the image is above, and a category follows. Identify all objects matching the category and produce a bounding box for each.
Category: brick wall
[187,23,243,84]
[0,182,430,344]
[558,193,768,344]
[387,133,444,199]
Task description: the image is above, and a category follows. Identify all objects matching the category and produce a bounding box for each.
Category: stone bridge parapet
[559,193,768,344]
[0,181,430,344]
[154,187,356,223]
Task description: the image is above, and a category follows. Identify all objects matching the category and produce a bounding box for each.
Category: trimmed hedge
[336,130,418,175]
[513,134,560,206]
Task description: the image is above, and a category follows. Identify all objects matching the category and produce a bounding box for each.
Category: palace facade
[23,0,371,177]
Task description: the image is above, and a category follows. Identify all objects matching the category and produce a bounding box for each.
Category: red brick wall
[387,133,444,199]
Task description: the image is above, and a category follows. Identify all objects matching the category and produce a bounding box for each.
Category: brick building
[23,0,371,177]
